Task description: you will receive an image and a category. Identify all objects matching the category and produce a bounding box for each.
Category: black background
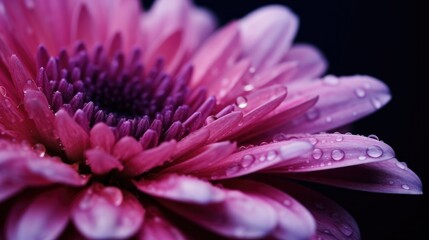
[144,1,426,239]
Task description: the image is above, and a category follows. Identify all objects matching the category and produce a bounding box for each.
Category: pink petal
[265,133,396,172]
[0,178,24,202]
[72,184,145,239]
[185,6,216,52]
[283,44,328,82]
[172,128,209,159]
[157,189,277,239]
[72,3,95,45]
[138,207,186,240]
[268,179,361,240]
[201,111,242,144]
[222,179,316,240]
[7,188,75,240]
[193,140,313,180]
[123,140,176,177]
[284,75,391,133]
[239,5,298,69]
[162,141,236,174]
[134,174,225,204]
[55,109,89,162]
[113,136,143,161]
[89,123,115,152]
[85,148,123,175]
[289,158,423,194]
[8,55,37,98]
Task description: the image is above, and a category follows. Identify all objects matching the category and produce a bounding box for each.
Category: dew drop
[388,180,394,185]
[273,133,286,142]
[25,0,35,9]
[235,96,248,109]
[368,134,379,140]
[32,143,46,157]
[226,163,241,176]
[259,155,266,162]
[248,67,256,74]
[354,88,366,98]
[241,154,255,168]
[331,149,345,161]
[366,145,383,158]
[205,115,218,124]
[266,150,278,161]
[335,135,343,142]
[395,162,406,170]
[243,84,254,92]
[323,75,339,85]
[338,223,353,236]
[283,199,292,206]
[309,137,318,145]
[358,155,367,161]
[306,108,320,121]
[325,116,332,123]
[370,97,382,109]
[312,148,323,160]
[401,184,410,190]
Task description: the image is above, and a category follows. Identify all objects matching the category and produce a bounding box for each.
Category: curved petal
[6,188,75,240]
[285,75,391,134]
[138,206,186,240]
[72,184,145,239]
[289,158,423,194]
[85,148,123,175]
[134,174,225,204]
[89,123,116,152]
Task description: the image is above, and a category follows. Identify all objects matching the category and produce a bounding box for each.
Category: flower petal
[89,123,115,152]
[285,75,391,133]
[201,111,242,144]
[240,5,298,69]
[72,184,145,239]
[289,158,423,194]
[135,174,225,204]
[55,109,89,162]
[138,207,187,240]
[6,188,75,240]
[193,140,313,180]
[265,133,396,172]
[85,148,123,175]
[222,179,316,240]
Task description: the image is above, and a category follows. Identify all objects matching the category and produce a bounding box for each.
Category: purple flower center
[35,42,217,148]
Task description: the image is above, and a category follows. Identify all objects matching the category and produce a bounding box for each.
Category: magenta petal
[222,179,316,240]
[85,148,123,175]
[285,75,391,133]
[173,128,210,159]
[0,178,24,202]
[89,123,115,152]
[265,133,396,172]
[240,5,298,69]
[202,111,242,143]
[55,109,89,162]
[7,188,75,240]
[113,136,143,161]
[290,158,423,194]
[123,140,176,177]
[194,140,313,180]
[135,174,225,204]
[158,189,277,238]
[283,44,328,82]
[138,207,186,240]
[72,184,145,239]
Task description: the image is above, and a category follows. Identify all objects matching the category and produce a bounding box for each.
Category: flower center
[35,42,216,148]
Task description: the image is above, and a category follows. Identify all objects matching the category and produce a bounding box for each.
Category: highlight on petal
[6,188,75,240]
[138,207,187,240]
[72,184,145,239]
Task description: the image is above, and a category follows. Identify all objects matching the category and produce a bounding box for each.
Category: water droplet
[325,116,332,123]
[388,180,394,185]
[335,135,343,142]
[283,199,292,206]
[226,163,240,176]
[266,150,277,161]
[358,155,367,161]
[205,115,217,124]
[243,84,254,91]
[312,148,323,160]
[241,154,255,168]
[273,133,286,142]
[354,88,366,98]
[395,162,406,170]
[0,86,6,96]
[366,145,383,158]
[368,134,379,140]
[323,75,339,85]
[248,67,256,74]
[306,108,320,121]
[259,155,266,162]
[338,223,353,236]
[331,149,345,161]
[309,137,318,145]
[401,184,410,190]
[25,0,35,9]
[235,96,248,109]
[371,97,382,109]
[103,187,123,206]
[32,143,46,157]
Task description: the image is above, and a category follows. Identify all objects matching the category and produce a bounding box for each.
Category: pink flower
[0,0,422,239]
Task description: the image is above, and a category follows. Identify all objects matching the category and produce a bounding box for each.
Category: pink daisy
[0,0,422,239]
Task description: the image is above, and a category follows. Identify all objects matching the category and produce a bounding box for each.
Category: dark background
[144,1,426,239]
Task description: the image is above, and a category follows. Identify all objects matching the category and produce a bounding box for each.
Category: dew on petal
[225,163,241,176]
[338,223,353,237]
[235,96,248,108]
[395,162,407,170]
[366,145,383,158]
[312,148,323,160]
[248,66,256,74]
[335,135,343,142]
[358,155,367,161]
[367,134,379,140]
[354,88,366,98]
[283,199,292,206]
[305,108,320,121]
[401,184,410,190]
[273,133,286,142]
[371,97,382,109]
[240,154,255,168]
[325,116,332,123]
[266,150,278,161]
[331,149,345,161]
[309,137,318,145]
[32,143,46,157]
[243,84,254,92]
[323,75,339,85]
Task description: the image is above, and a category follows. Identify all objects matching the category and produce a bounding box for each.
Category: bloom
[0,0,422,239]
